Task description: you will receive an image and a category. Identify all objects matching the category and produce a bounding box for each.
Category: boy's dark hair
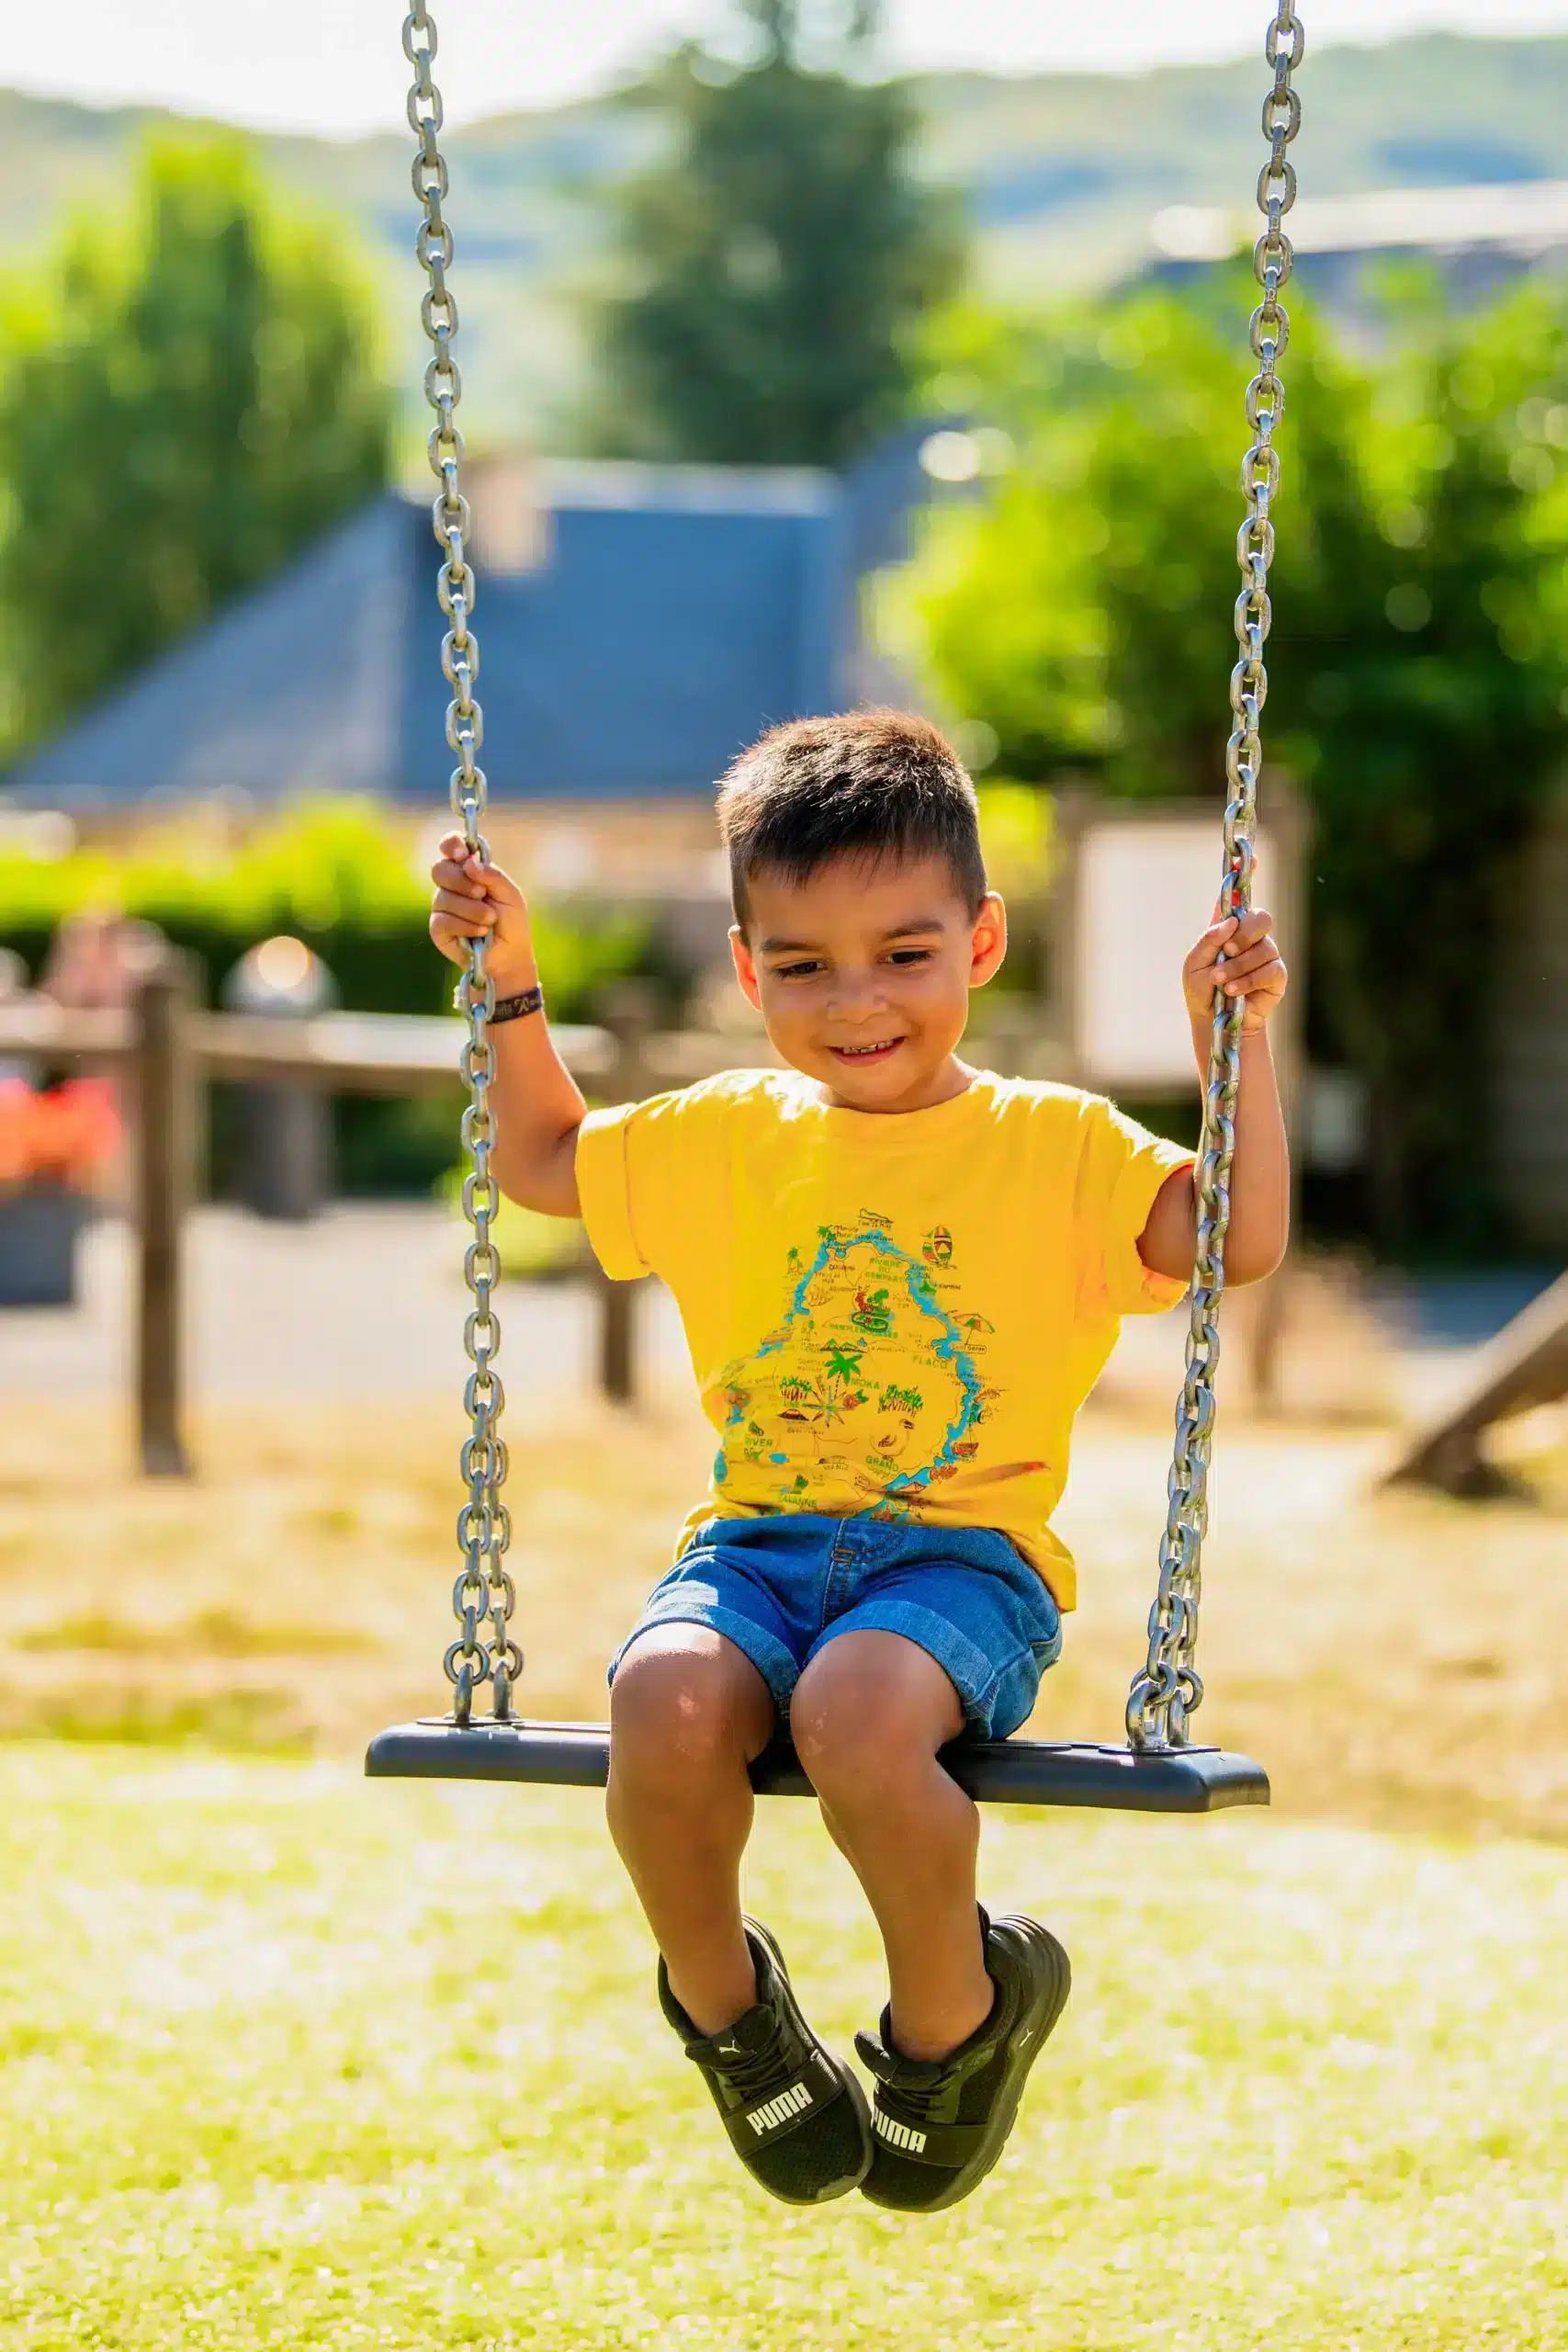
[716,711,987,926]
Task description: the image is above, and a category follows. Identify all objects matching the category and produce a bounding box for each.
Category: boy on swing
[429,712,1289,2212]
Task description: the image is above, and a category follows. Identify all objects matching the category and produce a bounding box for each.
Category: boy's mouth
[826,1037,905,1065]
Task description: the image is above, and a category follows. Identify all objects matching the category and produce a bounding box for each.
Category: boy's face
[729,852,1007,1113]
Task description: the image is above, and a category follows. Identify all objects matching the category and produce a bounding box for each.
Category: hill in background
[6,31,1568,445]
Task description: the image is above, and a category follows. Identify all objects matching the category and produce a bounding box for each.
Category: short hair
[716,711,987,927]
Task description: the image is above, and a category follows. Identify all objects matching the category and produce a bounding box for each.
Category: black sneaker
[855,1911,1071,2212]
[659,1918,872,2206]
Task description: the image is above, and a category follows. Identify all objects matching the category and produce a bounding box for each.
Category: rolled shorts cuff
[810,1597,1057,1742]
[608,1599,797,1717]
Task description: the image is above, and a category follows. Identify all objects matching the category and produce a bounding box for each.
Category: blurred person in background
[0,946,34,1086]
[39,912,164,1204]
[40,910,165,1013]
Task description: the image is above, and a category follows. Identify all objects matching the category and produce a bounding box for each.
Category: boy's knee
[791,1639,958,1804]
[609,1628,768,1790]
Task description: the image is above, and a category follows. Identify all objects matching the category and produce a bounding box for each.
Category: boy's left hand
[1183,906,1287,1035]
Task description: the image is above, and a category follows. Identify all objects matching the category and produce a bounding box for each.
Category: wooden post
[594,989,655,1407]
[598,1263,637,1406]
[133,956,195,1477]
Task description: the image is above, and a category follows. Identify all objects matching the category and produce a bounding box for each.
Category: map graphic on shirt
[709,1210,1004,1518]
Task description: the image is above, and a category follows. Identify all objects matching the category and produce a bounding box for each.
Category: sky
[8,0,1568,135]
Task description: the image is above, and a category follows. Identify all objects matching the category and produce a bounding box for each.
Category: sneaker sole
[745,1918,874,2204]
[861,1915,1071,2214]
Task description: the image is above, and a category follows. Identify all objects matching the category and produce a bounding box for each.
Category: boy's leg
[605,1623,774,2034]
[793,1625,1070,2213]
[789,1629,991,2061]
[607,1618,874,2207]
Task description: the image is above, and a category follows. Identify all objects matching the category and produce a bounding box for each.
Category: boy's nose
[823,971,893,1019]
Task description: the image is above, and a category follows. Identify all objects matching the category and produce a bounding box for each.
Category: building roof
[2,450,936,814]
[6,499,411,815]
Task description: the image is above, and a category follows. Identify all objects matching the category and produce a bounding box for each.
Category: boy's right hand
[429,833,536,997]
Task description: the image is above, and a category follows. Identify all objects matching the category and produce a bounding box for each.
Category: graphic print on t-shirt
[707,1209,1004,1516]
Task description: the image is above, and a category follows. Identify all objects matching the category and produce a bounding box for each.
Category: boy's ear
[729,922,763,1012]
[968,891,1008,989]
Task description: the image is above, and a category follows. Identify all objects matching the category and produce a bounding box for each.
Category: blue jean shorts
[610,1513,1063,1741]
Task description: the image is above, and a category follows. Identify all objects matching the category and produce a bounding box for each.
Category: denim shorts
[610,1512,1063,1741]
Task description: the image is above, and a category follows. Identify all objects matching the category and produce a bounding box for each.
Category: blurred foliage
[0,800,650,1021]
[886,271,1568,1251]
[583,0,960,466]
[0,800,655,1197]
[436,1169,587,1281]
[0,134,389,760]
[964,781,1055,1007]
[976,780,1054,898]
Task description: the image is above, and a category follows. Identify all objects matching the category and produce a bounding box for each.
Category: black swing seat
[365,1719,1269,1814]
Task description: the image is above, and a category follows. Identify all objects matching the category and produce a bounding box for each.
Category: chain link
[403,5,518,1728]
[1126,3,1303,1754]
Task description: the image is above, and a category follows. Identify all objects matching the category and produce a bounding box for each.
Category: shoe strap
[718,2048,844,2154]
[870,2096,988,2169]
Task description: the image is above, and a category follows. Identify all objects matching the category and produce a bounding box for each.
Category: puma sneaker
[855,1911,1071,2211]
[659,1917,872,2205]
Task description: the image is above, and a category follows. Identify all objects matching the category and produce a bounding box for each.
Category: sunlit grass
[2,1748,1564,2351]
[15,1608,374,1658]
[4,1396,1566,1842]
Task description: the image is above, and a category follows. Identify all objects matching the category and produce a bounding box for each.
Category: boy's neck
[811,1055,977,1116]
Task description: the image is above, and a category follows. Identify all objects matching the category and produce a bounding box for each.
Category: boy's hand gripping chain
[405,5,518,1726]
[1125,4,1303,1754]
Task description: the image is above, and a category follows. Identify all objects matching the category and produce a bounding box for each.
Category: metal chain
[1126,2,1303,1754]
[403,6,518,1727]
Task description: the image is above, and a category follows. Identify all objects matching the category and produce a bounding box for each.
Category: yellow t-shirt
[576,1069,1193,1611]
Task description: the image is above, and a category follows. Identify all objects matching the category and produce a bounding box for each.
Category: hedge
[0,800,662,1196]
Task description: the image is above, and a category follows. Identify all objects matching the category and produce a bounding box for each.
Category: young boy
[429,712,1289,2213]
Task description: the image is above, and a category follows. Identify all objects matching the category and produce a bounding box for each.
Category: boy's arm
[430,836,586,1216]
[1137,906,1291,1288]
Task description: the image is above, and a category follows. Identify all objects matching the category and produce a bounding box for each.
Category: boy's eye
[886,948,935,967]
[773,959,823,980]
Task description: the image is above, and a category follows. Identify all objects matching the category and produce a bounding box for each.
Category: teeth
[835,1042,899,1057]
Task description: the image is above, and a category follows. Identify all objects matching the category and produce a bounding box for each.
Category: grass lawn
[4,1389,1568,2346]
[3,1747,1566,2352]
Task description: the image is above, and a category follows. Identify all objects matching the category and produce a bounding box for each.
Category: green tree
[586,0,959,466]
[887,277,1568,1250]
[0,135,389,756]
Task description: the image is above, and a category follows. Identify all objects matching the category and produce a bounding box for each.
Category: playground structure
[354,0,1315,1814]
[1382,1268,1568,1495]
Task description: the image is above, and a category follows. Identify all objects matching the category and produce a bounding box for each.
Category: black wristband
[491,985,545,1024]
[454,980,544,1024]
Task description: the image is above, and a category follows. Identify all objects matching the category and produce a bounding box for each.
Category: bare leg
[606,1624,776,2036]
[790,1630,994,2062]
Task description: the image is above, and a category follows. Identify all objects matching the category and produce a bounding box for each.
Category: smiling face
[728,851,1007,1114]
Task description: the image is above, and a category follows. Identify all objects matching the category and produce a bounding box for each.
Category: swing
[367,4,1307,1816]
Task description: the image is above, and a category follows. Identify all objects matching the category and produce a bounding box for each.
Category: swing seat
[365,1720,1269,1814]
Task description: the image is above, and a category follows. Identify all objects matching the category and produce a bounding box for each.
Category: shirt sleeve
[575,1086,722,1284]
[1078,1097,1196,1317]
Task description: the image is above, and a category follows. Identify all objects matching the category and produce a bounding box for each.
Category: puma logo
[748,2082,813,2135]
